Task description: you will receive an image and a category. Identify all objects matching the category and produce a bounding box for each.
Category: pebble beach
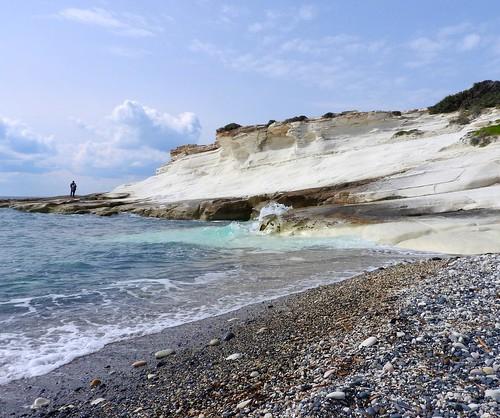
[6,255,500,417]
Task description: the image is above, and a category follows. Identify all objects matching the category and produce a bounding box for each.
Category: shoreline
[4,254,499,417]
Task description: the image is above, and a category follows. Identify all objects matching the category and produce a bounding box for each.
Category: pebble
[154,349,175,359]
[250,371,260,378]
[482,367,495,375]
[225,353,242,360]
[263,414,272,418]
[227,317,239,322]
[223,332,235,341]
[208,338,220,346]
[90,398,105,406]
[453,342,467,350]
[132,360,147,368]
[383,361,395,373]
[30,397,50,410]
[484,389,500,402]
[147,373,156,380]
[237,399,252,409]
[359,336,377,348]
[326,391,346,400]
[256,327,268,334]
[90,378,101,388]
[396,331,405,338]
[323,369,335,379]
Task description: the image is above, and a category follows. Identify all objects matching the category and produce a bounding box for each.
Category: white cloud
[407,23,484,67]
[68,100,201,176]
[460,33,481,51]
[58,8,161,37]
[190,33,387,89]
[298,5,317,21]
[109,100,201,151]
[0,117,53,173]
[0,102,201,179]
[247,4,318,34]
[409,37,445,54]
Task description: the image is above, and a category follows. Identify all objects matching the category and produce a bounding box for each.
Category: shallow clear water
[0,208,424,384]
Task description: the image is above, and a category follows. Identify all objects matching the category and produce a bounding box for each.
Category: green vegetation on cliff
[429,80,500,114]
[469,123,500,147]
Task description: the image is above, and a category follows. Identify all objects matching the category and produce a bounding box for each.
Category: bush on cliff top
[284,115,308,123]
[429,80,500,114]
[216,123,242,133]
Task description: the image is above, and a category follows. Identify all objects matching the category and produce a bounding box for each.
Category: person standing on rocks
[70,181,77,198]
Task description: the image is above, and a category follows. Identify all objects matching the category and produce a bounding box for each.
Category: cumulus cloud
[57,8,161,37]
[70,100,201,176]
[109,100,201,151]
[0,117,53,172]
[0,102,201,179]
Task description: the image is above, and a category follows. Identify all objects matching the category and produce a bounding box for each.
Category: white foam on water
[257,202,291,222]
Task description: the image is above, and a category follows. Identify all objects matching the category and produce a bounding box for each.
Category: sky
[1,1,500,196]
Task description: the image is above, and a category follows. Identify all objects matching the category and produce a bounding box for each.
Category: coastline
[3,254,499,417]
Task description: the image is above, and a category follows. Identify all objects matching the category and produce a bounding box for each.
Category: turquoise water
[0,208,421,384]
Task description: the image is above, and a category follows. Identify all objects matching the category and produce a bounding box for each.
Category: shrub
[472,124,500,138]
[429,80,500,114]
[322,112,337,118]
[284,115,308,123]
[216,123,242,133]
[469,123,500,147]
[449,110,471,125]
[393,129,423,137]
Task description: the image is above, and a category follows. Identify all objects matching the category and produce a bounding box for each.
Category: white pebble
[326,391,346,400]
[154,349,175,359]
[485,389,500,402]
[250,371,259,378]
[482,366,495,375]
[396,331,405,338]
[237,399,252,409]
[383,361,395,373]
[453,342,467,350]
[226,353,242,361]
[31,398,50,410]
[208,338,220,346]
[359,336,377,348]
[90,398,105,406]
[323,369,335,379]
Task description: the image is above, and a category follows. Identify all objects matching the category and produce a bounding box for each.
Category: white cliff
[111,108,500,254]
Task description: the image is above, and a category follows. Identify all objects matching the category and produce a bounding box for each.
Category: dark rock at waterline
[222,332,235,342]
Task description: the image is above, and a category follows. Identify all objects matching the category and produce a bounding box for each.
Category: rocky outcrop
[168,143,219,162]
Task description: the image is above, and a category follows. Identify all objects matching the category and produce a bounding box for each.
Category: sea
[0,205,427,385]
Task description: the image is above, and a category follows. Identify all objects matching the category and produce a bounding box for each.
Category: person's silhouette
[70,181,77,198]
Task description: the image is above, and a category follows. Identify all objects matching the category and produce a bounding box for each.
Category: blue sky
[1,1,500,196]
